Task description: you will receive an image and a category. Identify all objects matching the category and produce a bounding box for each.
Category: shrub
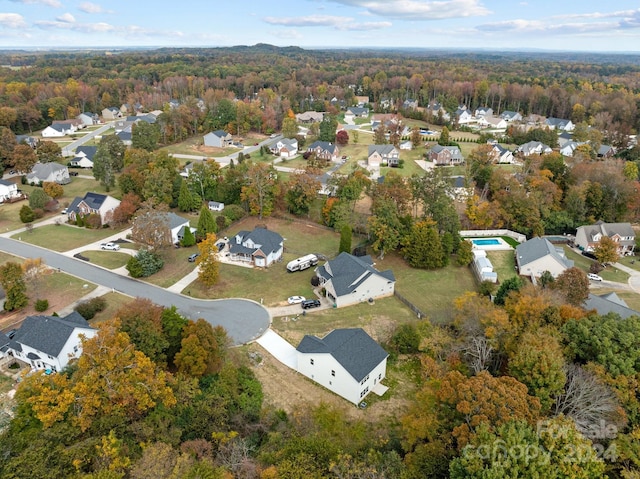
[19,205,36,223]
[34,298,49,312]
[127,249,164,278]
[85,213,102,229]
[223,204,247,222]
[389,323,421,354]
[74,296,107,320]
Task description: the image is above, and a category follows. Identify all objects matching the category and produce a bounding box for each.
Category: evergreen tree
[196,204,217,241]
[177,180,199,212]
[180,224,196,247]
[339,224,352,254]
[402,220,445,269]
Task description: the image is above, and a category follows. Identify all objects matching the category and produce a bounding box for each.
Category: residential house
[101,107,122,120]
[166,99,180,109]
[26,162,71,185]
[454,107,473,125]
[345,107,369,119]
[0,179,20,203]
[271,138,299,158]
[545,117,575,131]
[515,141,553,156]
[428,144,464,165]
[368,144,400,167]
[402,99,419,110]
[116,126,133,146]
[584,292,640,320]
[575,221,635,256]
[229,227,284,268]
[16,135,38,148]
[77,112,100,126]
[296,328,388,405]
[53,119,83,130]
[478,116,508,130]
[489,143,515,164]
[475,106,493,117]
[295,111,324,124]
[428,102,451,122]
[330,97,346,109]
[355,96,370,107]
[450,175,473,200]
[500,111,523,122]
[307,141,340,162]
[41,123,75,138]
[597,145,615,158]
[208,201,225,212]
[69,145,97,168]
[165,212,193,244]
[378,98,394,110]
[557,131,573,148]
[113,119,135,133]
[559,141,580,157]
[315,252,396,307]
[67,192,121,225]
[0,311,96,372]
[204,130,233,148]
[515,237,574,279]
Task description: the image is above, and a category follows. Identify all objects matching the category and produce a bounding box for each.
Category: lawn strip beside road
[562,246,630,283]
[11,224,128,252]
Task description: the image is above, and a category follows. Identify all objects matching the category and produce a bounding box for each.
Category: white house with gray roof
[26,162,71,185]
[204,130,233,148]
[0,179,20,203]
[296,328,388,405]
[545,117,575,132]
[368,144,400,167]
[315,252,395,307]
[516,237,574,279]
[584,292,640,320]
[229,227,284,267]
[575,221,635,256]
[0,312,96,372]
[271,138,299,158]
[165,212,193,244]
[516,141,553,157]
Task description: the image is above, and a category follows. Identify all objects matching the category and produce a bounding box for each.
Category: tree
[373,124,387,145]
[554,267,590,306]
[181,224,196,247]
[126,249,164,278]
[28,188,50,210]
[175,319,229,377]
[197,233,220,287]
[0,261,28,311]
[42,181,63,199]
[11,144,38,174]
[493,276,524,306]
[116,298,169,366]
[241,161,277,219]
[281,117,298,139]
[438,126,450,145]
[339,224,352,254]
[196,204,217,242]
[111,192,140,226]
[131,202,173,250]
[456,239,474,266]
[402,219,446,269]
[318,115,337,142]
[177,180,200,212]
[36,140,62,163]
[161,306,189,366]
[0,126,17,173]
[285,169,321,216]
[336,129,349,146]
[593,236,620,265]
[93,135,125,191]
[508,331,566,412]
[367,199,403,259]
[131,121,161,151]
[19,204,35,223]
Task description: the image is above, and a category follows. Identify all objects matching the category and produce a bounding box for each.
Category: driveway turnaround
[0,237,270,345]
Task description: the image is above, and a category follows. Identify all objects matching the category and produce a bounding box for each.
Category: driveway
[0,236,270,345]
[255,330,297,369]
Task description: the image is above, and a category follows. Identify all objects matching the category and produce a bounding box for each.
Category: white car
[588,273,603,282]
[100,242,120,251]
[287,295,306,305]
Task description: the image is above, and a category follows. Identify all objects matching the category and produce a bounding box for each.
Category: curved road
[0,237,270,345]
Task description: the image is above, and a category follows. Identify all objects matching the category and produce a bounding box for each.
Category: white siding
[520,257,566,278]
[329,274,395,308]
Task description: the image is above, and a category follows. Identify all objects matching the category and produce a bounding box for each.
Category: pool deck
[469,237,513,251]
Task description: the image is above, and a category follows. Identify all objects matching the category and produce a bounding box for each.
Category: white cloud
[0,13,27,28]
[9,0,61,7]
[56,13,75,23]
[264,14,390,31]
[324,0,491,20]
[78,2,112,14]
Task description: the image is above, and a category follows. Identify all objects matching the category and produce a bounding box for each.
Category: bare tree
[462,336,495,374]
[131,201,173,250]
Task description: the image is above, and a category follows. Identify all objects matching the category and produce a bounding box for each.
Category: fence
[394,290,426,319]
[460,229,526,243]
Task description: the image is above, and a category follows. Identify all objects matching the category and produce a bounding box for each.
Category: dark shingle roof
[368,144,397,156]
[584,293,640,319]
[516,237,574,269]
[76,145,97,160]
[297,328,388,382]
[317,252,395,297]
[230,227,283,257]
[81,192,108,209]
[308,140,337,154]
[12,312,93,357]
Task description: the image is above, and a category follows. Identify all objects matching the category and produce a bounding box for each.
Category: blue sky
[1,0,640,52]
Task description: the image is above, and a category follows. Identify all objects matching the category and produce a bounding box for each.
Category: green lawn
[615,254,640,272]
[80,250,132,269]
[562,246,630,283]
[11,224,125,252]
[486,250,517,283]
[595,290,640,312]
[143,245,201,288]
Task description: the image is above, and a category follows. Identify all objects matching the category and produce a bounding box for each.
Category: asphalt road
[0,237,270,345]
[61,123,113,157]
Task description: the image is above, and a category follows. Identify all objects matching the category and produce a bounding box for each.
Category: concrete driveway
[0,236,270,345]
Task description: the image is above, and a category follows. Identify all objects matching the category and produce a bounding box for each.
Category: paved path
[0,236,270,345]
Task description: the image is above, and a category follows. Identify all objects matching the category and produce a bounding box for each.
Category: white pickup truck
[100,242,120,251]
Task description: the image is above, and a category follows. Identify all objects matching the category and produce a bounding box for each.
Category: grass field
[562,246,630,283]
[486,250,517,283]
[89,292,135,325]
[143,245,201,288]
[80,250,131,269]
[11,224,125,251]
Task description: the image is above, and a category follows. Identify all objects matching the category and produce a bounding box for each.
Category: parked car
[216,242,225,252]
[288,295,306,305]
[588,273,603,282]
[188,253,200,262]
[60,208,68,214]
[69,171,79,176]
[581,251,597,260]
[100,242,120,251]
[301,299,321,309]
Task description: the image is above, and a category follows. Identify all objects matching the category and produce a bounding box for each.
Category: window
[310,358,314,365]
[331,370,335,377]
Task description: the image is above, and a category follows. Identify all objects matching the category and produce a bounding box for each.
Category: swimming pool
[472,238,501,246]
